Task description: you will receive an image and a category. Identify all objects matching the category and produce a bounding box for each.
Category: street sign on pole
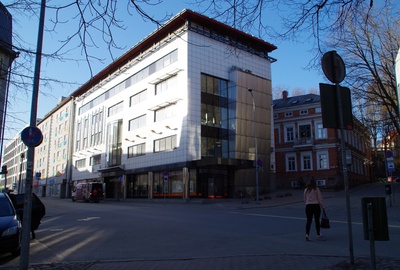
[321,50,354,265]
[322,51,346,83]
[387,157,395,172]
[21,126,43,147]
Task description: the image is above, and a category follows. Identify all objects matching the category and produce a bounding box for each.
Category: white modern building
[70,10,277,199]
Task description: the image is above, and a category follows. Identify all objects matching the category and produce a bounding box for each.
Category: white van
[71,182,104,203]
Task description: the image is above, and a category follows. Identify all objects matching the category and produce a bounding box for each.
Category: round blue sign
[21,126,43,147]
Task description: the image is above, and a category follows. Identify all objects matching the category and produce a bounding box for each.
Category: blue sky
[3,1,326,141]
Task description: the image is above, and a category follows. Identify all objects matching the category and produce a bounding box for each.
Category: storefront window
[126,174,148,198]
[153,170,183,198]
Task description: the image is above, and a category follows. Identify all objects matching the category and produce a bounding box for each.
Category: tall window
[317,151,329,170]
[315,121,327,139]
[83,118,89,149]
[299,124,312,139]
[200,73,231,158]
[284,125,294,142]
[75,122,81,151]
[107,120,123,166]
[286,154,296,171]
[301,152,312,171]
[91,110,103,146]
[154,135,177,152]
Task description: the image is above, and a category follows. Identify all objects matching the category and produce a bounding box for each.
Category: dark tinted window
[0,195,15,217]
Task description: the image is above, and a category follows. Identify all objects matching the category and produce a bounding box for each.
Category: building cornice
[71,9,277,99]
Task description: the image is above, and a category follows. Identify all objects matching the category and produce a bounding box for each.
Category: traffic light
[1,165,7,174]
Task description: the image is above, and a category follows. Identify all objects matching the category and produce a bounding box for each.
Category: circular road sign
[21,126,43,147]
[321,51,346,83]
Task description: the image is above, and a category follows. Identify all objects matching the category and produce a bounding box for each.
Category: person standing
[304,178,324,241]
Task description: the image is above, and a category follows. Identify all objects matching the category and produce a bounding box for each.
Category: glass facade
[200,73,235,158]
[107,120,123,166]
[126,174,148,198]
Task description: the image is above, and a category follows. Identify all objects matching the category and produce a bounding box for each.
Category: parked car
[0,192,21,256]
[387,176,400,183]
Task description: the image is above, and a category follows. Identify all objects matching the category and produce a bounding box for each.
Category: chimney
[282,90,288,99]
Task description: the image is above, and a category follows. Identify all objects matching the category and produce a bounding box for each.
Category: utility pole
[248,88,259,203]
[321,51,354,265]
[19,0,46,269]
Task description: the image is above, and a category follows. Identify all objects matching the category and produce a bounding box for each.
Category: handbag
[321,209,330,229]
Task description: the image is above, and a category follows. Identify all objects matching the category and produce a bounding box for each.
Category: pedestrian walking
[304,177,324,241]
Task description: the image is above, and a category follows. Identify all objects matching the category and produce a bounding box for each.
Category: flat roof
[71,9,277,98]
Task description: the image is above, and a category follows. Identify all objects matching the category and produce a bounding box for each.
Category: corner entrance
[198,168,229,198]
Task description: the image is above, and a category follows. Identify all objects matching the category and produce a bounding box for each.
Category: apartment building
[33,97,74,198]
[273,91,372,189]
[0,3,20,191]
[0,133,27,192]
[70,9,277,199]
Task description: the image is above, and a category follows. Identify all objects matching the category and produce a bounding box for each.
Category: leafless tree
[327,1,400,135]
[3,0,171,132]
[2,0,395,133]
[5,0,171,76]
[191,1,380,56]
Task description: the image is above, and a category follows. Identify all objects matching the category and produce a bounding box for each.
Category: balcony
[293,137,314,149]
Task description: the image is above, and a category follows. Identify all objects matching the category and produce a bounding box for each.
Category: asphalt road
[1,182,399,269]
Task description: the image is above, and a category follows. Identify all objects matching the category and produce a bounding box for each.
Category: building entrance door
[199,168,228,198]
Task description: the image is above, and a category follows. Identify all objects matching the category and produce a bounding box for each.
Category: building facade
[70,10,277,199]
[0,3,18,150]
[1,133,27,192]
[0,2,19,191]
[273,91,373,189]
[34,97,74,198]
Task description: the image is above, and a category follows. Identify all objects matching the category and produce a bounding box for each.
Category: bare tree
[5,0,171,76]
[191,0,378,46]
[328,1,400,134]
[2,0,170,134]
[2,0,395,134]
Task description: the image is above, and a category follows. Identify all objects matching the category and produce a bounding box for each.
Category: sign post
[321,51,354,265]
[163,171,169,203]
[19,1,46,269]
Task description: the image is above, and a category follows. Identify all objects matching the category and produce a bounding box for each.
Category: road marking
[229,212,400,229]
[78,217,100,222]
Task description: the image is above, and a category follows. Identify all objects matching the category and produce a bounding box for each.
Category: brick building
[273,91,372,189]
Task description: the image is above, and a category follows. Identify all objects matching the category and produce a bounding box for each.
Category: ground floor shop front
[73,159,268,200]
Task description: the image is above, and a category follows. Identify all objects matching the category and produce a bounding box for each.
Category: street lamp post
[18,152,25,194]
[248,88,259,203]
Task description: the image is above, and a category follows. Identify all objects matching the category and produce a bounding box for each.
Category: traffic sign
[21,126,43,147]
[322,51,346,83]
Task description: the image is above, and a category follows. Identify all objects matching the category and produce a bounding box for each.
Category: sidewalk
[1,183,399,270]
[2,251,399,270]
